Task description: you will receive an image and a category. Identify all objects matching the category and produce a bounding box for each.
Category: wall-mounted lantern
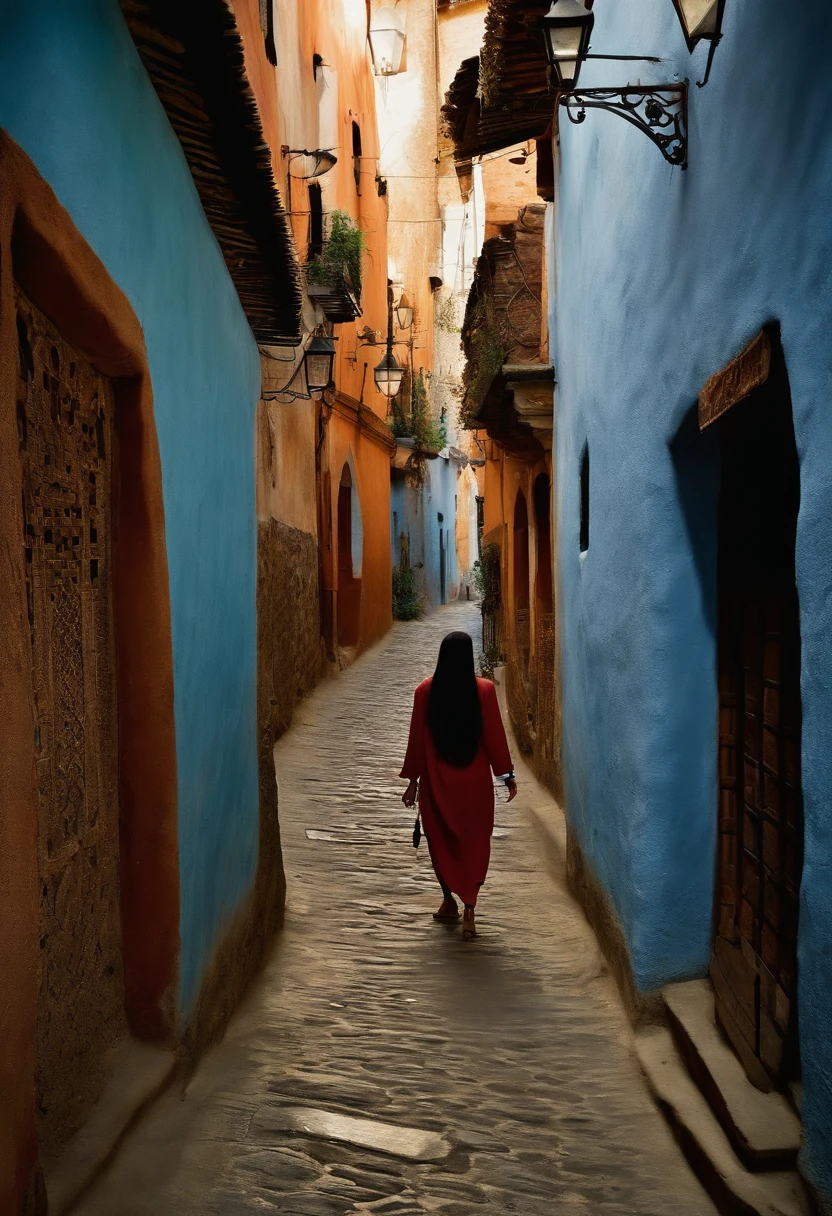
[369,5,406,77]
[538,2,688,168]
[262,332,336,403]
[304,335,337,393]
[395,291,414,330]
[540,0,594,90]
[671,0,726,85]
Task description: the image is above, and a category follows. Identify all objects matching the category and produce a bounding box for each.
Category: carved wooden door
[16,287,125,1160]
[711,353,802,1092]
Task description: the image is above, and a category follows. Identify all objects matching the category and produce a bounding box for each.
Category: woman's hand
[505,777,517,803]
[402,779,419,808]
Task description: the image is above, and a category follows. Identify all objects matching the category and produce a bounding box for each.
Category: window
[259,0,276,66]
[580,444,590,554]
[352,121,362,194]
[308,183,323,260]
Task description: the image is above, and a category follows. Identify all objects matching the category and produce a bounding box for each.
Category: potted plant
[306,210,365,322]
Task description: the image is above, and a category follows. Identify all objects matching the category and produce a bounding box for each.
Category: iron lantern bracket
[558,82,688,169]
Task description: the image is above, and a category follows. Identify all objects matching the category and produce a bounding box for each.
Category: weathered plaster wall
[267,0,392,418]
[391,456,460,609]
[0,0,263,1023]
[552,0,832,1195]
[375,0,440,381]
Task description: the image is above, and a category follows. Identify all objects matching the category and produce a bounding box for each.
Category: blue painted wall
[0,0,262,1021]
[392,456,459,609]
[553,0,832,1193]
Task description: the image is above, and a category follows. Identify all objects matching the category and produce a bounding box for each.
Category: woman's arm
[481,682,514,778]
[400,684,426,783]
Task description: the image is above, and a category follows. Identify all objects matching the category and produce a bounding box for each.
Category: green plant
[436,293,461,333]
[392,563,422,620]
[387,370,447,452]
[472,542,502,614]
[306,210,366,298]
[459,290,507,430]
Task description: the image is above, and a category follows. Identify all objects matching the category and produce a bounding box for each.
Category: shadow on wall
[669,401,720,645]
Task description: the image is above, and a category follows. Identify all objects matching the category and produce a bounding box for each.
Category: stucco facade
[550,0,832,1200]
[0,0,292,1204]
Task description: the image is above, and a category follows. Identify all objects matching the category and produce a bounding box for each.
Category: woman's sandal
[433,898,460,923]
[462,906,477,940]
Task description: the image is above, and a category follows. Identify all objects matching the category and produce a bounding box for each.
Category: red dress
[400,677,513,906]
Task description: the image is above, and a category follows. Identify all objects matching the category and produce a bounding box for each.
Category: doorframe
[0,131,180,1206]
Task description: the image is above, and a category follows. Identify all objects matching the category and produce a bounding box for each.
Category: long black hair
[427,631,482,767]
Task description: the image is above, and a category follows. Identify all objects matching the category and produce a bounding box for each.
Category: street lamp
[375,283,404,398]
[374,349,404,398]
[369,5,406,77]
[671,0,725,85]
[304,335,336,393]
[672,0,722,48]
[539,0,594,90]
[395,291,414,330]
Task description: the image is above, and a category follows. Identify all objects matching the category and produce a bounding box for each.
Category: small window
[308,183,323,260]
[259,0,276,66]
[580,444,590,554]
[352,121,362,194]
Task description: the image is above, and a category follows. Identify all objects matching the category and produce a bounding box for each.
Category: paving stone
[76,603,718,1216]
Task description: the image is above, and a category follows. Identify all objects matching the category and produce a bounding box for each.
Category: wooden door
[711,346,802,1091]
[16,287,126,1160]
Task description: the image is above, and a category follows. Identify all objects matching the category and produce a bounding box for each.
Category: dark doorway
[513,490,530,672]
[439,519,446,605]
[352,121,362,194]
[534,472,553,618]
[308,183,323,260]
[711,335,803,1092]
[337,463,361,648]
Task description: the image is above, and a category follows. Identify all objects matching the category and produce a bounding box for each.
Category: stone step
[663,980,801,1171]
[45,1038,177,1214]
[635,1028,810,1216]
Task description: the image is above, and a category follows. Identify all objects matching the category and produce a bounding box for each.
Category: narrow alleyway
[77,602,715,1216]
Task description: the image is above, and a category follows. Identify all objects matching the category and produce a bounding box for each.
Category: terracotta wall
[235,0,394,657]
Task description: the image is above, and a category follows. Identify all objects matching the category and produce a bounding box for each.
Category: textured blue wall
[0,0,262,1021]
[553,0,832,1193]
[391,457,459,609]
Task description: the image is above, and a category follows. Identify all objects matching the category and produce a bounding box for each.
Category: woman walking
[400,631,516,939]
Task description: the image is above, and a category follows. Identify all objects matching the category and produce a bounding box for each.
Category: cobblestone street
[78,601,716,1216]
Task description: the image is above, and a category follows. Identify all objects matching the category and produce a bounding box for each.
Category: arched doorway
[513,490,530,672]
[533,472,553,619]
[711,332,803,1091]
[337,463,361,648]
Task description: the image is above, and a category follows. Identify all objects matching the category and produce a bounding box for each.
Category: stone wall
[257,519,323,743]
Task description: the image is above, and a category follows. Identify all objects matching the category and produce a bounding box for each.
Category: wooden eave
[122,0,303,345]
[442,0,555,160]
[474,373,545,458]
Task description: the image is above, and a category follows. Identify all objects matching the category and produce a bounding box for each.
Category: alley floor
[77,601,716,1216]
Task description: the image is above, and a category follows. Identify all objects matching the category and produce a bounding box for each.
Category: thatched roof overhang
[122,0,303,345]
[442,0,556,160]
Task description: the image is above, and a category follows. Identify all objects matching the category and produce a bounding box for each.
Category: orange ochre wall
[234,0,395,653]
